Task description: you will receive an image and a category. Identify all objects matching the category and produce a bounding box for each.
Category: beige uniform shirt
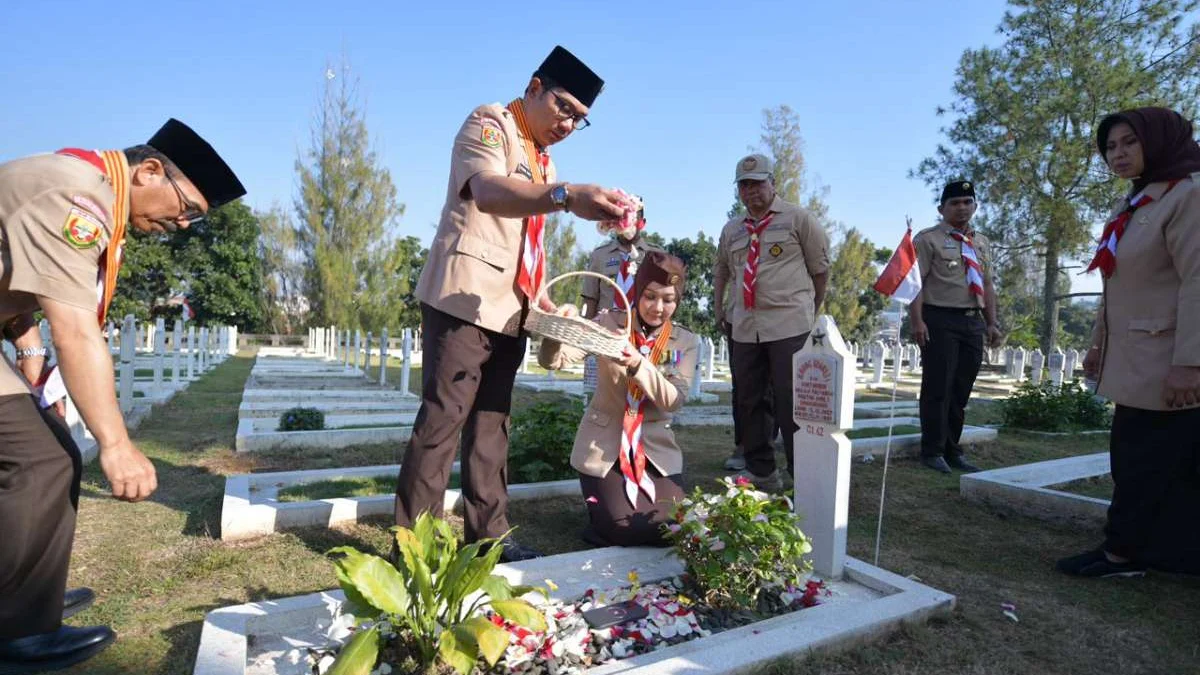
[414,103,557,337]
[913,222,992,309]
[0,153,121,395]
[714,196,830,343]
[580,239,665,313]
[1092,175,1200,411]
[538,310,700,477]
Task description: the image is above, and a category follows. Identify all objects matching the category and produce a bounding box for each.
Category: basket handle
[535,271,633,342]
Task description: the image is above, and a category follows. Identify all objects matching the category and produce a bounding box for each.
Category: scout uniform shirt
[0,152,126,396]
[1092,174,1200,411]
[913,222,992,308]
[415,103,557,337]
[714,196,830,343]
[581,239,665,312]
[538,310,700,478]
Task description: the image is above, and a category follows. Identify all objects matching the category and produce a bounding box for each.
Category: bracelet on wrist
[15,347,48,360]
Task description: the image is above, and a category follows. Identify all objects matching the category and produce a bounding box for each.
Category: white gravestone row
[1065,349,1080,378]
[871,342,886,385]
[1012,348,1027,382]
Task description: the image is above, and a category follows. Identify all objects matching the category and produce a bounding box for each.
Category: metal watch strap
[15,347,48,360]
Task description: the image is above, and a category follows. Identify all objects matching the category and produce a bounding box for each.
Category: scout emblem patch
[769,243,783,257]
[480,118,502,148]
[63,207,103,249]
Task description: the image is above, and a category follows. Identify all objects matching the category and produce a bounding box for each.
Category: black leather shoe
[1056,549,1147,578]
[946,455,981,472]
[498,540,543,563]
[920,456,953,474]
[0,625,115,674]
[62,588,94,621]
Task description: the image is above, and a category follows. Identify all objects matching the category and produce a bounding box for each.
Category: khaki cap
[735,153,773,182]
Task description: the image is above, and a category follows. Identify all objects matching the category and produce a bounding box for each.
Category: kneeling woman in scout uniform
[540,252,699,546]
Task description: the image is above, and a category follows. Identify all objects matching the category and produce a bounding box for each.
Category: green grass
[59,348,1200,675]
[274,473,462,502]
[845,424,922,439]
[1050,475,1114,501]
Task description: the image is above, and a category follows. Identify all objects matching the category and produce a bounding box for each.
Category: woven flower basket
[525,271,632,359]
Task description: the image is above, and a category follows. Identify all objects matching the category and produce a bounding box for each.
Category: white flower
[753,514,769,523]
[325,613,356,641]
[316,654,336,674]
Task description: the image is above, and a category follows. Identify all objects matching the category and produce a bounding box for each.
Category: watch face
[552,185,567,206]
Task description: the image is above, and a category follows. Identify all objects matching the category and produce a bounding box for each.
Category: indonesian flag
[182,299,195,322]
[873,227,922,305]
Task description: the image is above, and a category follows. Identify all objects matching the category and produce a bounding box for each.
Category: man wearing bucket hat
[0,119,244,672]
[714,153,831,490]
[396,46,627,562]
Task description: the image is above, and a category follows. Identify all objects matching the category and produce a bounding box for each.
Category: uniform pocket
[453,232,508,272]
[1128,317,1176,336]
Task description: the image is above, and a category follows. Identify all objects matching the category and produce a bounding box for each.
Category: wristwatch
[15,347,48,360]
[550,184,569,211]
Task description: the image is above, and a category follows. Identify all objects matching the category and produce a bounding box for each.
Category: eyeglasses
[165,173,207,226]
[551,92,590,130]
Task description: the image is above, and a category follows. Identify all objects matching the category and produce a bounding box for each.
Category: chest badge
[769,243,783,257]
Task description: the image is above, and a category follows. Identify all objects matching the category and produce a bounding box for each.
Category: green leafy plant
[327,513,547,675]
[1001,380,1110,432]
[664,477,813,611]
[277,406,325,431]
[508,398,583,483]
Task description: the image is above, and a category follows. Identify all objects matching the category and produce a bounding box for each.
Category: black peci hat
[148,118,246,208]
[535,46,604,108]
[940,179,976,204]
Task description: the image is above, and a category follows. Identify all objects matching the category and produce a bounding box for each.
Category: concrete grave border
[960,452,1110,526]
[195,547,954,675]
[221,463,579,540]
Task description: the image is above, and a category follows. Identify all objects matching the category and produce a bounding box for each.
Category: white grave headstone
[704,337,716,381]
[1048,348,1065,387]
[365,332,373,378]
[1003,347,1014,378]
[199,327,209,372]
[792,315,854,579]
[379,327,389,386]
[153,317,166,398]
[1030,349,1045,385]
[400,328,413,395]
[186,326,196,380]
[871,342,885,385]
[892,345,903,381]
[354,330,363,372]
[119,315,135,413]
[172,320,182,386]
[1065,349,1079,379]
[1013,348,1027,382]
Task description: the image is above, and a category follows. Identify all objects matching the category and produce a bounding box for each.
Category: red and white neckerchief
[612,245,639,310]
[1086,180,1181,278]
[741,214,773,309]
[948,230,985,302]
[506,100,551,301]
[618,321,672,508]
[38,148,130,406]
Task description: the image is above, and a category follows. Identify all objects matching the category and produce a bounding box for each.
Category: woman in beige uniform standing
[540,252,700,546]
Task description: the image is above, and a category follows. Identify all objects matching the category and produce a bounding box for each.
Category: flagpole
[873,216,912,567]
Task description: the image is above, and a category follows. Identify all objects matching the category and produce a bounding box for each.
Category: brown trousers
[0,394,82,640]
[578,463,684,547]
[730,333,809,477]
[394,304,526,542]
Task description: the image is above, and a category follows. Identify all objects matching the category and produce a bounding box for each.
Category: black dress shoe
[62,588,94,621]
[920,456,953,474]
[946,455,981,472]
[1056,549,1147,578]
[498,540,543,563]
[0,625,115,674]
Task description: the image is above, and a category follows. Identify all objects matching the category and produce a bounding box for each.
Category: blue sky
[0,0,1103,293]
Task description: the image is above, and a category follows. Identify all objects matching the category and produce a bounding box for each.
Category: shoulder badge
[480,118,502,148]
[63,208,103,249]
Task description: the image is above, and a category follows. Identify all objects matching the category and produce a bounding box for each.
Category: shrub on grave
[277,406,325,432]
[325,513,547,674]
[1001,380,1110,432]
[665,477,816,612]
[508,398,583,483]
